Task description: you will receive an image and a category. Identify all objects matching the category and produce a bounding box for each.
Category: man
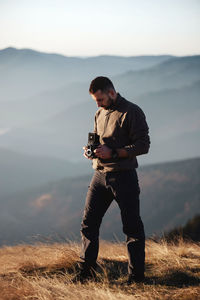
[77,76,150,284]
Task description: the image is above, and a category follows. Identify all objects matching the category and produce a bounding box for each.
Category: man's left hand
[94,144,112,159]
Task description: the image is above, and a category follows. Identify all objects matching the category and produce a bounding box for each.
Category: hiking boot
[126,274,145,285]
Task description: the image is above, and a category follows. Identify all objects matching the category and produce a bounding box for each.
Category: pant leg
[80,171,113,267]
[106,170,145,276]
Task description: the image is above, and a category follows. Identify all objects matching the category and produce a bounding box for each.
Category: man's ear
[108,89,116,99]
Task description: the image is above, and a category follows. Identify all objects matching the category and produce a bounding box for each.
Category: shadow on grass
[155,270,200,287]
[17,259,200,287]
[95,259,200,287]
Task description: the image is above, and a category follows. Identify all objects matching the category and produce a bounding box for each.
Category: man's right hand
[83,146,93,160]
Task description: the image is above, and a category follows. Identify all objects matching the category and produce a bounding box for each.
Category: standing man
[78,76,150,284]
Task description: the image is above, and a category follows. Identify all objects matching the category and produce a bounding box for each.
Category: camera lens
[86,148,92,157]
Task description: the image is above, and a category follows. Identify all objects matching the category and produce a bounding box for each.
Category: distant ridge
[0,46,175,59]
[0,46,82,60]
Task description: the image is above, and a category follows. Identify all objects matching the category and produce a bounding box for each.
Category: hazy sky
[0,0,200,56]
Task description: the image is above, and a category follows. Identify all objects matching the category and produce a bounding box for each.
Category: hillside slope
[0,148,90,197]
[1,157,199,245]
[165,214,200,241]
[0,239,199,299]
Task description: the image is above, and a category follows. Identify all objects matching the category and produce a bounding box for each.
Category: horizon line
[1,46,200,59]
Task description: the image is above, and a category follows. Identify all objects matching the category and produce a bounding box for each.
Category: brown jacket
[92,93,150,172]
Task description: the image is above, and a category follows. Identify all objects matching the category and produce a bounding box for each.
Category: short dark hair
[89,76,115,94]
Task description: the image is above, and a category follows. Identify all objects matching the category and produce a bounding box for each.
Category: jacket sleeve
[124,105,150,157]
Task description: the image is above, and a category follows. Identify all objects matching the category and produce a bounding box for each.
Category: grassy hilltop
[0,239,199,300]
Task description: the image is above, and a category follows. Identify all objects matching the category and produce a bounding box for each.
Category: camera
[85,132,100,158]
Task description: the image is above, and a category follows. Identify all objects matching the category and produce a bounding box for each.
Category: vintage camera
[85,132,100,158]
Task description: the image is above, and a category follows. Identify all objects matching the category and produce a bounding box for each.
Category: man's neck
[105,93,119,110]
[113,92,118,102]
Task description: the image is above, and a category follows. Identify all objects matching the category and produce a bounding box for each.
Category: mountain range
[0,47,199,164]
[0,47,171,102]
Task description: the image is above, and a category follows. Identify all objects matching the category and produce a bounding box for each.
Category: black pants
[80,169,145,276]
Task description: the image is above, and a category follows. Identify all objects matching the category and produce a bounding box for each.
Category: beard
[102,97,114,110]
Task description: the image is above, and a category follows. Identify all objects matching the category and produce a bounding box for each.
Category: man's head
[89,76,117,109]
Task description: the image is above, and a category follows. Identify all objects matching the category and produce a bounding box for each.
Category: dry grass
[0,238,199,299]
